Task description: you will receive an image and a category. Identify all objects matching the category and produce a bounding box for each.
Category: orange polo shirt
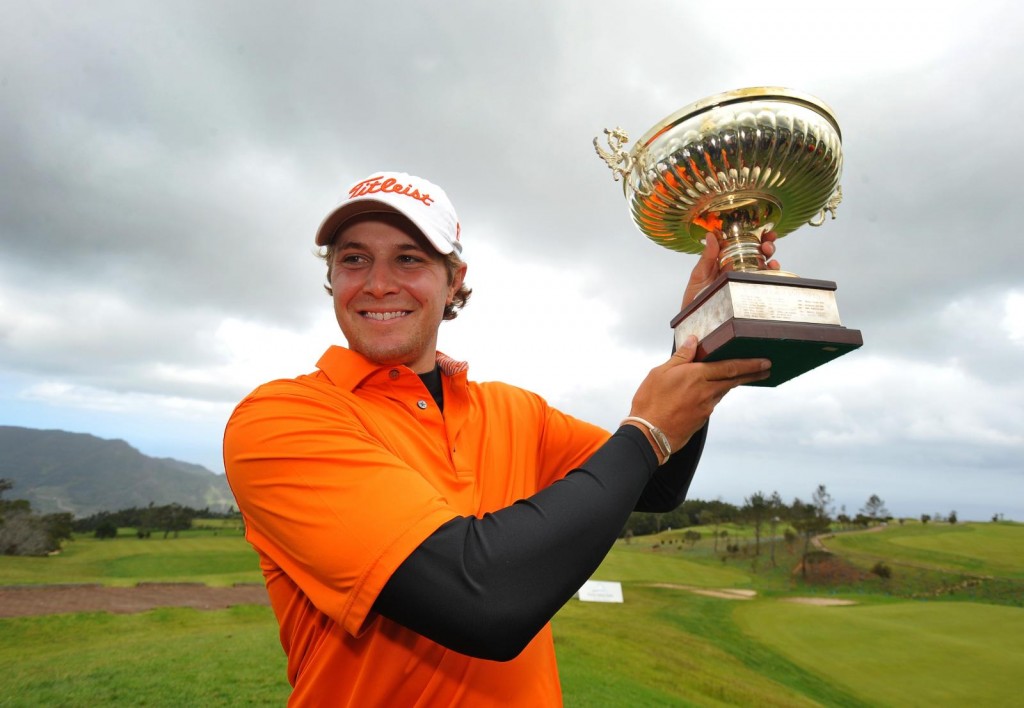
[223,345,609,706]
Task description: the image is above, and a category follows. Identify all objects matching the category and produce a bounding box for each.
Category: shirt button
[389,369,400,380]
[417,400,428,410]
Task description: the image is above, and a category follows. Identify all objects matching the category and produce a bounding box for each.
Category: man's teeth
[363,311,408,321]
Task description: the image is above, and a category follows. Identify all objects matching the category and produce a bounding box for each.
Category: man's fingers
[703,358,772,382]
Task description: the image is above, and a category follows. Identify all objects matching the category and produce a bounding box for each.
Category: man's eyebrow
[336,239,427,253]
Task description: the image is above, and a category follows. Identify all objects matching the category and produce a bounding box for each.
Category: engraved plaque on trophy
[595,87,863,386]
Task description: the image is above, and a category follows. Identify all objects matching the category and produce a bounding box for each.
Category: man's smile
[361,310,411,321]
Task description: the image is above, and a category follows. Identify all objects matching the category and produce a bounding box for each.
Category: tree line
[0,474,976,559]
[623,486,890,537]
[622,485,969,577]
[72,503,242,539]
[0,477,240,556]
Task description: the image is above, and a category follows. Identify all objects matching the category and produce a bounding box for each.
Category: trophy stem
[715,209,768,273]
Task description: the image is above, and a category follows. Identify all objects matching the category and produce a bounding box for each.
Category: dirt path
[0,583,270,618]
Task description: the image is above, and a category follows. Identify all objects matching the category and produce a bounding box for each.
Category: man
[223,171,775,706]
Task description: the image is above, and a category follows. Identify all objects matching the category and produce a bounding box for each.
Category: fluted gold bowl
[596,87,843,271]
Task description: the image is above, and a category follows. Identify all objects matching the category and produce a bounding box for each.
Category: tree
[812,484,834,521]
[95,521,118,539]
[41,513,74,549]
[700,510,722,553]
[742,491,770,557]
[860,494,889,523]
[683,530,701,548]
[792,489,833,578]
[769,491,783,568]
[1,509,50,555]
[0,479,72,555]
[920,514,931,525]
[948,510,958,525]
[784,528,798,552]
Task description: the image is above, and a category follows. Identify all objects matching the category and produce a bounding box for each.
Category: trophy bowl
[595,86,844,272]
[595,87,861,386]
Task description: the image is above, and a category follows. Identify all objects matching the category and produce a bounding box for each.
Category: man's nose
[364,262,400,296]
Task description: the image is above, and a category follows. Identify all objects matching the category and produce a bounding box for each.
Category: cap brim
[315,200,402,247]
[314,197,458,256]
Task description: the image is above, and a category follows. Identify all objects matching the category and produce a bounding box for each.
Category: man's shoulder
[233,370,342,411]
[467,379,549,411]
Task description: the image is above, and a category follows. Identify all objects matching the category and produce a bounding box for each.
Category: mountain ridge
[0,425,234,517]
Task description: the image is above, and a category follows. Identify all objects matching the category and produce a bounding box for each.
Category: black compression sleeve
[373,424,701,661]
[634,423,707,512]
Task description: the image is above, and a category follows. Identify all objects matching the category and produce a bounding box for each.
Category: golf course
[1,519,1020,706]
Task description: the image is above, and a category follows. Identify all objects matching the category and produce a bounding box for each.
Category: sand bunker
[647,585,858,605]
[781,597,857,606]
[648,584,757,600]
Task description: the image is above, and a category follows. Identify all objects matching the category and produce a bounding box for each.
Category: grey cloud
[1,2,1022,517]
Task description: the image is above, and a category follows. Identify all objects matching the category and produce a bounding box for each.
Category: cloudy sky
[2,1,1022,522]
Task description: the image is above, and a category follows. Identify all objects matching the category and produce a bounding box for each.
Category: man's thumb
[672,334,698,363]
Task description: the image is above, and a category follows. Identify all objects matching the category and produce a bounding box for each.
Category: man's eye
[339,254,366,265]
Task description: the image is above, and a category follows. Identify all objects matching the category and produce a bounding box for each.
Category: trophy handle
[809,185,843,227]
[593,128,653,196]
[593,128,633,181]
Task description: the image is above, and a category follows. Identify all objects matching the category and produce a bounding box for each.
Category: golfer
[223,171,775,706]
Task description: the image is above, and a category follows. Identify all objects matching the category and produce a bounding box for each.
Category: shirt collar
[315,345,468,392]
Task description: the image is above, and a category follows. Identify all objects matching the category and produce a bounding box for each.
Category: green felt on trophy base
[695,319,863,387]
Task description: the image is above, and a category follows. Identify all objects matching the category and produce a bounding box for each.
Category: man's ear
[448,262,468,302]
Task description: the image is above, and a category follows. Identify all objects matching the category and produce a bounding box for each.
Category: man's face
[330,214,465,373]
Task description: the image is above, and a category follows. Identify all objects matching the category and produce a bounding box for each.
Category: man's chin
[349,340,429,369]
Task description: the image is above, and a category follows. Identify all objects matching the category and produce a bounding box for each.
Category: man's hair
[317,243,472,321]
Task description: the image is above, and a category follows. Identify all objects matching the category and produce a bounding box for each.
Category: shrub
[871,561,892,579]
[95,521,118,539]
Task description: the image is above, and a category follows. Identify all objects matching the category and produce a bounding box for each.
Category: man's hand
[682,231,780,309]
[625,335,770,455]
[624,230,778,463]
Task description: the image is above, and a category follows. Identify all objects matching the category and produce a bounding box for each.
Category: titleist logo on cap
[349,176,434,207]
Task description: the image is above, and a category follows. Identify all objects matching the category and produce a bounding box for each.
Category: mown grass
[0,529,263,587]
[555,589,826,707]
[735,600,1024,706]
[1,521,1021,706]
[592,539,753,588]
[818,522,1024,606]
[0,605,289,706]
[824,521,1024,578]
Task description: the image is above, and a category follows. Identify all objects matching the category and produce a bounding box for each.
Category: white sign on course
[577,580,624,603]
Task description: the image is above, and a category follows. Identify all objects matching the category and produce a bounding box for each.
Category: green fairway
[1,521,1020,705]
[555,588,822,707]
[825,522,1024,578]
[0,530,263,587]
[594,538,753,588]
[0,605,289,706]
[734,600,1024,706]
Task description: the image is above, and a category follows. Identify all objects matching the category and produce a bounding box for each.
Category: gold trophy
[595,87,863,386]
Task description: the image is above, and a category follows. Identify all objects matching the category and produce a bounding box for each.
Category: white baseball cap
[315,171,462,256]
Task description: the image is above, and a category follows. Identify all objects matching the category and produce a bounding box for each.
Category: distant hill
[0,426,235,518]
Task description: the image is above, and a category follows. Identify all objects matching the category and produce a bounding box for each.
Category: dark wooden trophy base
[670,271,863,387]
